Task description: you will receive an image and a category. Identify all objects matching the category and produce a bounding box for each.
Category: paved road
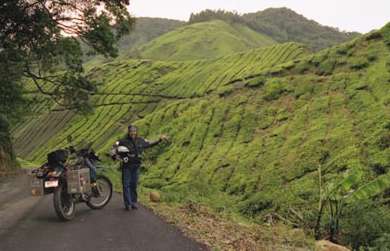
[0,174,206,251]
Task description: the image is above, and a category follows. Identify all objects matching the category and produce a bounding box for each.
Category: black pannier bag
[47,149,68,170]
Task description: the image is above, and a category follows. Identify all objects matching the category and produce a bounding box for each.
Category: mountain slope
[13,23,390,247]
[85,17,184,64]
[189,8,359,51]
[137,20,276,60]
[117,17,185,57]
[243,8,360,50]
[14,42,306,158]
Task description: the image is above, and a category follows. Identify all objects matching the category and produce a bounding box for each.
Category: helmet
[117,146,130,153]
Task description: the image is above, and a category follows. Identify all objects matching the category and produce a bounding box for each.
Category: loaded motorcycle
[30,138,112,221]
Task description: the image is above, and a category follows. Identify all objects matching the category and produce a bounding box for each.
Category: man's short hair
[128,124,137,132]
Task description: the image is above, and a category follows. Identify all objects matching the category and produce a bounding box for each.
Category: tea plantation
[13,22,390,248]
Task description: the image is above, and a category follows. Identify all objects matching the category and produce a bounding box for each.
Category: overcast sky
[129,0,390,33]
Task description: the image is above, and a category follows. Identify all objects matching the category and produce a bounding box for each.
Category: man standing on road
[111,125,168,210]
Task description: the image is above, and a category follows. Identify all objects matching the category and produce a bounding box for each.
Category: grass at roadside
[140,187,314,251]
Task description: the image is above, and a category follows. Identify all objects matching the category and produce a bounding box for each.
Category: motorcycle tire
[53,182,76,221]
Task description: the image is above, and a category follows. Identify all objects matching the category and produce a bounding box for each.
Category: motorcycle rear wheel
[53,182,76,221]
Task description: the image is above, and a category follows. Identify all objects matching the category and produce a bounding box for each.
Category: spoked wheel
[53,182,76,221]
[86,175,112,209]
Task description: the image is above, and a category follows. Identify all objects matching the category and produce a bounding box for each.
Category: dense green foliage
[189,8,359,51]
[13,20,390,249]
[0,66,25,124]
[0,0,132,111]
[189,9,243,24]
[0,116,16,172]
[135,20,276,61]
[341,201,390,249]
[0,0,132,170]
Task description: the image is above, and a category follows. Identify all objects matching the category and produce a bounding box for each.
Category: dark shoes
[124,204,138,211]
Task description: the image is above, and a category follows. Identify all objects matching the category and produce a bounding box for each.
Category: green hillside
[84,17,184,64]
[118,17,185,55]
[13,23,390,248]
[87,8,357,63]
[190,8,359,51]
[136,20,276,60]
[87,8,358,63]
[14,42,305,157]
[243,8,360,50]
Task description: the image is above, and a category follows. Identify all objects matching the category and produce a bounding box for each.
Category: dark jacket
[116,136,161,166]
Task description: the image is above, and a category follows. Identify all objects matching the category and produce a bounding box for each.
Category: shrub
[281,61,295,71]
[263,79,290,101]
[245,76,266,88]
[294,81,314,99]
[317,59,336,75]
[370,233,390,251]
[217,85,235,97]
[378,133,390,150]
[367,54,378,62]
[365,31,383,41]
[0,116,11,147]
[238,193,273,217]
[350,57,369,70]
[370,163,388,175]
[381,22,390,48]
[0,116,16,170]
[340,201,390,250]
[336,47,349,55]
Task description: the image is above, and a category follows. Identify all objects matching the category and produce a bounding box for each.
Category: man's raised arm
[143,135,168,148]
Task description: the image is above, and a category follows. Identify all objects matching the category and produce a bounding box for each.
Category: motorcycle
[30,137,113,221]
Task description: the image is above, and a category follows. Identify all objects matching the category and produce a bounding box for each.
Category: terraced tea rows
[14,42,307,162]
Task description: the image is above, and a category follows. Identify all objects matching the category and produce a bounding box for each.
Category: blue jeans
[121,165,139,207]
[85,158,97,183]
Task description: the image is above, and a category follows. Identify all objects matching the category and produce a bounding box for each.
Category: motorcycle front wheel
[86,175,112,210]
[53,182,76,221]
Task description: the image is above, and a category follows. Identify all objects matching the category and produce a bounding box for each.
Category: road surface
[0,174,206,251]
